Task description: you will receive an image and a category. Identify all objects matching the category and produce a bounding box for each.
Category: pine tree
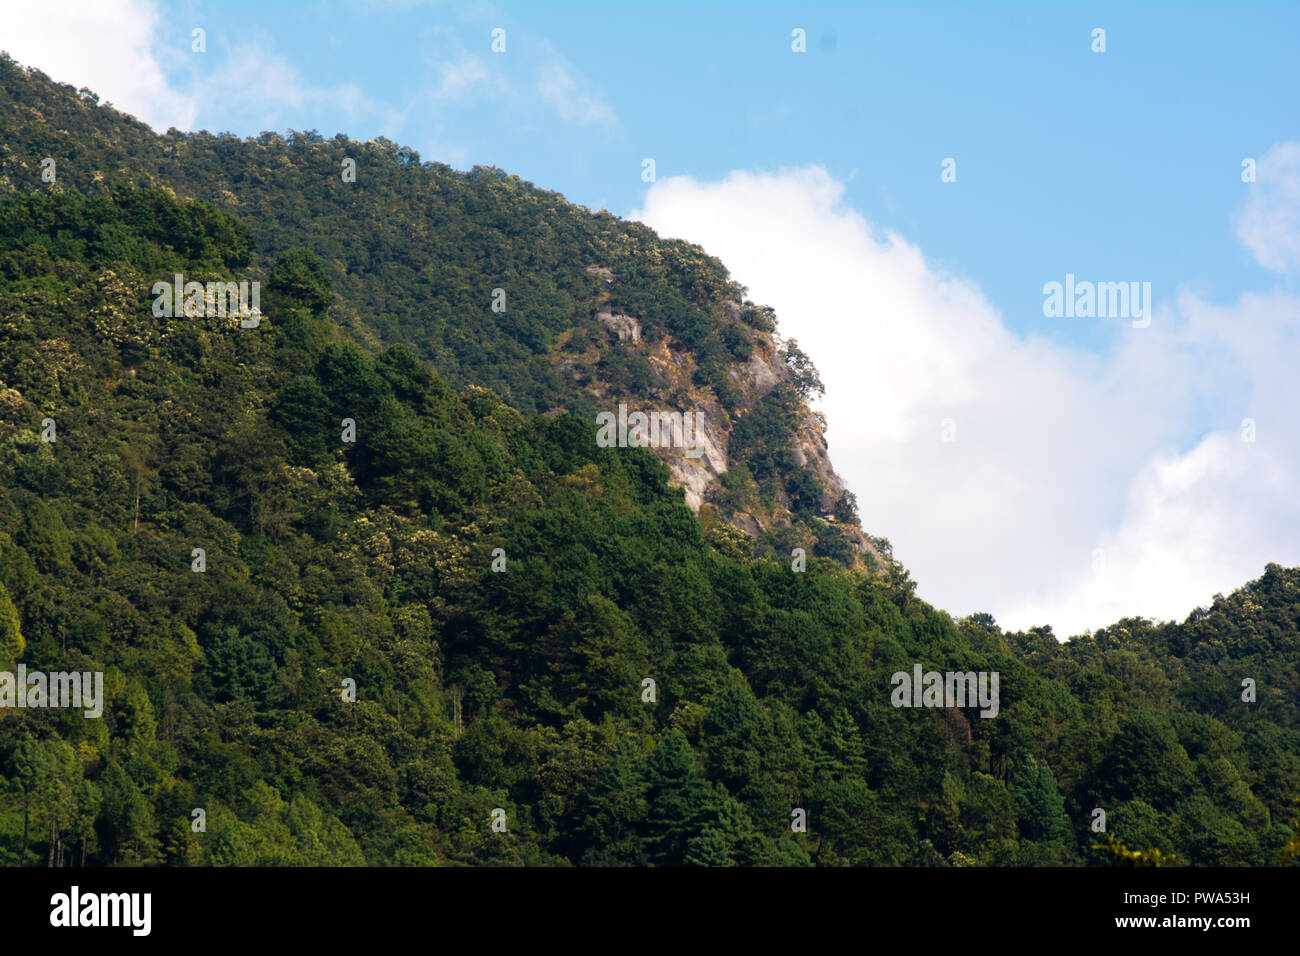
[1015,756,1070,844]
[645,731,720,865]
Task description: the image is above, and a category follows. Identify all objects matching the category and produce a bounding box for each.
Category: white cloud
[196,38,379,132]
[2,0,613,158]
[414,30,612,128]
[418,25,511,107]
[0,1,385,135]
[1235,142,1300,273]
[537,61,616,127]
[431,53,500,101]
[0,0,197,131]
[633,166,1300,637]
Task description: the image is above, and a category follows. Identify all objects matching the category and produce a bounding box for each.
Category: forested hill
[0,52,877,568]
[0,55,1298,867]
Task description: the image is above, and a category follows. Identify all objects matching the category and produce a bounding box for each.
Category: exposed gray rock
[596,310,640,343]
[662,407,727,511]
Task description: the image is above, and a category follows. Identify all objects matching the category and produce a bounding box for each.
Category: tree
[98,759,162,866]
[268,246,333,315]
[0,581,22,663]
[780,338,823,399]
[1277,799,1300,865]
[8,735,41,864]
[701,674,767,791]
[577,746,649,866]
[1100,712,1196,809]
[1015,756,1069,844]
[644,731,723,865]
[1092,833,1177,867]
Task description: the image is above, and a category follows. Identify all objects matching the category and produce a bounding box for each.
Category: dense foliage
[0,57,1297,866]
[0,52,862,561]
[0,54,745,418]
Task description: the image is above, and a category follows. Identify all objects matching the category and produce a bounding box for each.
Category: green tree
[0,581,22,663]
[644,731,723,865]
[1015,756,1069,844]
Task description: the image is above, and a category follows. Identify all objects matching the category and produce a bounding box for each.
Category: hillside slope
[0,52,882,570]
[0,58,1297,867]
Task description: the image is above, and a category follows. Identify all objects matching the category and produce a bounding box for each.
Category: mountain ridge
[0,51,885,572]
[0,54,1297,868]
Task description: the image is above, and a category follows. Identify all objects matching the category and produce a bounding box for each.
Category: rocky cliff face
[554,267,885,570]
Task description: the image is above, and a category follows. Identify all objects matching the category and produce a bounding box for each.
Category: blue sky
[5,0,1300,635]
